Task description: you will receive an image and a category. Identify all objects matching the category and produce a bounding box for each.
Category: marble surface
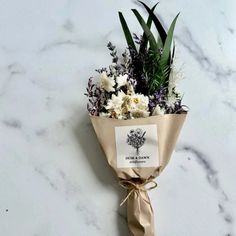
[0,0,236,235]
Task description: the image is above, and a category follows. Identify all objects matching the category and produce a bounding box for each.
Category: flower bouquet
[85,2,187,235]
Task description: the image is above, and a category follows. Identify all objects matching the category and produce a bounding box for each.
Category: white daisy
[105,91,125,110]
[152,105,165,116]
[166,94,178,109]
[105,91,127,118]
[105,91,150,119]
[105,99,121,116]
[130,109,150,119]
[99,72,115,92]
[99,112,111,118]
[128,94,150,118]
[116,74,128,88]
[129,94,149,111]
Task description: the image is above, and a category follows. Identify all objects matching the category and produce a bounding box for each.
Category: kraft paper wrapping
[90,114,187,236]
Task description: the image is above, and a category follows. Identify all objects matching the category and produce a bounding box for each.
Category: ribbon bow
[119,179,158,206]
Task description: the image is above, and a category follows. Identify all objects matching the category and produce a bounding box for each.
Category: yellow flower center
[133,98,139,104]
[111,111,116,118]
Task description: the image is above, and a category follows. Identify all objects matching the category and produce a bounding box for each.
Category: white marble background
[0,0,236,235]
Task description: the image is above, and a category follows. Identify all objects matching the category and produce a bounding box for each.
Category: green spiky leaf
[171,42,176,63]
[157,36,163,49]
[132,9,157,51]
[139,3,158,54]
[160,13,179,65]
[147,62,171,93]
[118,12,137,53]
[138,1,167,45]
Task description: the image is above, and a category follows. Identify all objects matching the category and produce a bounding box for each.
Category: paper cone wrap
[90,114,187,235]
[127,189,154,236]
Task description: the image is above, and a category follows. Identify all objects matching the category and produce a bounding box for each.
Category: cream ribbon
[119,179,158,206]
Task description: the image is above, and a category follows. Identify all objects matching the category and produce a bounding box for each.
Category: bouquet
[85,2,188,235]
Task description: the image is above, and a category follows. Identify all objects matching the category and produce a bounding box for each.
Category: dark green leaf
[157,37,163,49]
[138,1,167,44]
[161,13,179,65]
[139,3,158,54]
[171,42,175,63]
[132,9,157,51]
[118,12,137,53]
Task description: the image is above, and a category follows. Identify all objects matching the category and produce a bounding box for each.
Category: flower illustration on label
[127,128,146,155]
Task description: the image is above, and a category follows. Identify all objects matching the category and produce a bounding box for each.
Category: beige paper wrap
[90,114,187,236]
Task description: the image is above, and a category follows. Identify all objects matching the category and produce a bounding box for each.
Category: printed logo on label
[115,124,159,168]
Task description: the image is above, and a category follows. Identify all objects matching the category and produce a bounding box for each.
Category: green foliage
[118,12,137,54]
[139,3,158,54]
[132,9,157,51]
[118,1,179,94]
[138,1,167,44]
[160,13,179,66]
[144,49,171,94]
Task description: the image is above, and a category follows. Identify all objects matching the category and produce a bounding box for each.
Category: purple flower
[85,78,102,116]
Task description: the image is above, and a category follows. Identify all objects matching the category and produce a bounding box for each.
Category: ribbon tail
[120,189,134,206]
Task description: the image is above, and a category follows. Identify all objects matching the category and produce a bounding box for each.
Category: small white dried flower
[168,63,184,96]
[99,72,115,92]
[152,105,165,115]
[99,112,111,118]
[116,74,128,88]
[129,94,149,111]
[166,94,178,109]
[130,110,150,119]
[105,91,150,119]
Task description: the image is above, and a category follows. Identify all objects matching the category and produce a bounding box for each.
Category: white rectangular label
[115,124,159,168]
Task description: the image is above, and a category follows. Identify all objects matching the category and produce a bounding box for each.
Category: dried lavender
[120,50,130,73]
[129,46,148,95]
[95,67,107,74]
[149,86,168,113]
[85,40,186,116]
[107,42,118,64]
[84,78,102,115]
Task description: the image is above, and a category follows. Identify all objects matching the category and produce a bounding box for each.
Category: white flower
[167,65,182,109]
[166,94,177,109]
[105,91,127,118]
[168,64,183,96]
[130,109,150,119]
[105,91,125,110]
[127,83,135,95]
[105,91,150,119]
[128,94,150,118]
[99,112,111,118]
[116,74,128,88]
[152,105,165,115]
[99,72,115,92]
[168,69,176,93]
[129,94,149,111]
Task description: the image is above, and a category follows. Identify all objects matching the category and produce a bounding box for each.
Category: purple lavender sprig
[149,86,168,113]
[149,86,186,114]
[84,78,102,115]
[107,42,118,64]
